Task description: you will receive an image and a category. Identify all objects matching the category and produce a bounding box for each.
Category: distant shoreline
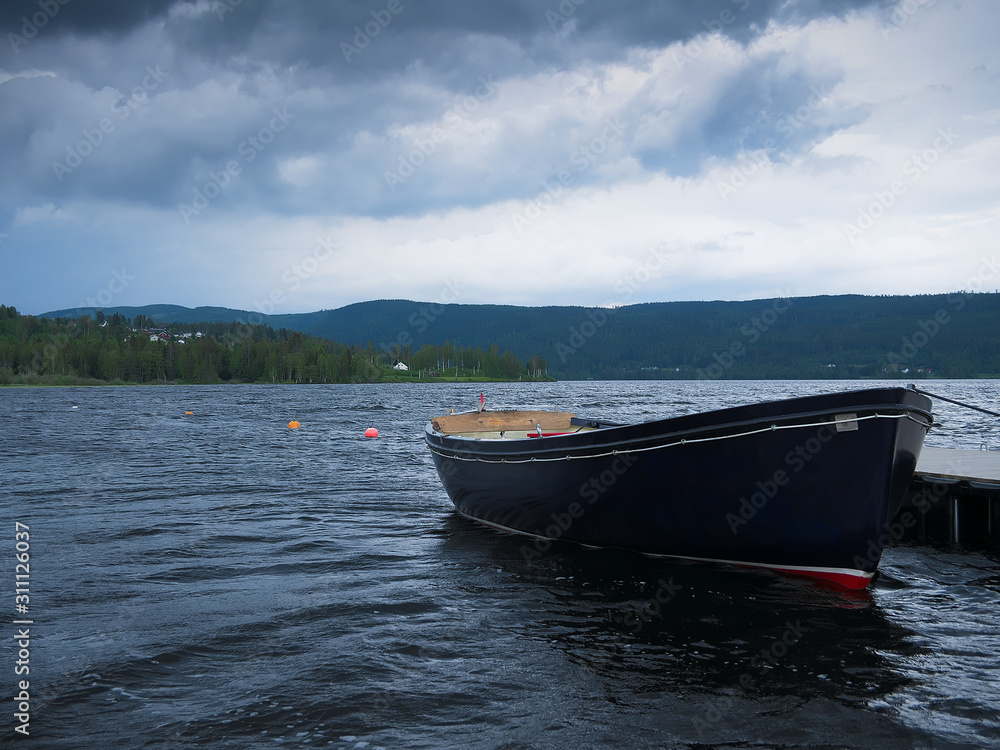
[0,376,557,388]
[6,376,997,389]
[10,297,1000,381]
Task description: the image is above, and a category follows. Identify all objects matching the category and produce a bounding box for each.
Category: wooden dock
[917,447,1000,487]
[901,447,1000,546]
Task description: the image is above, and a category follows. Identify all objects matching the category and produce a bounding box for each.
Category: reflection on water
[440,514,963,747]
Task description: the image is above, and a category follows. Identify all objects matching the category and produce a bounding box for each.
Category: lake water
[2,380,999,749]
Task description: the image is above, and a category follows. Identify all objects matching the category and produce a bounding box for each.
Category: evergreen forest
[22,290,1000,383]
[0,306,550,385]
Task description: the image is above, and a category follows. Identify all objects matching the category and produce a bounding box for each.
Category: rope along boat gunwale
[427,408,931,465]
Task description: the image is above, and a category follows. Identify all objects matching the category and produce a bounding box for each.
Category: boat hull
[425,388,932,588]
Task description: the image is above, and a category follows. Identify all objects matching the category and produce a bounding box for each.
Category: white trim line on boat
[457,511,874,585]
[428,412,923,464]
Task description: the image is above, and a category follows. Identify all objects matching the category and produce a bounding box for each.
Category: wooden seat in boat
[431,410,578,435]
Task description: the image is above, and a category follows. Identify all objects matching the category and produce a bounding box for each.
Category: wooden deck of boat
[431,410,579,435]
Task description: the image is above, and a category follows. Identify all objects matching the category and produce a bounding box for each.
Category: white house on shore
[393,362,409,371]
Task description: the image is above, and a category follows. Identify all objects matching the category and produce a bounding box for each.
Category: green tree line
[0,306,550,385]
[28,291,1000,381]
[245,293,1000,380]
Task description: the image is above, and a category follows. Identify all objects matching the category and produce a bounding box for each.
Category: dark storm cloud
[3,1,880,71]
[0,0,991,318]
[1,0,177,36]
[0,0,884,223]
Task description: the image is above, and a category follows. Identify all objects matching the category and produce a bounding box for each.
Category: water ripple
[1,381,998,749]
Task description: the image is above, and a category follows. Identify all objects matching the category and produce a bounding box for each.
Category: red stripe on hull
[768,566,874,590]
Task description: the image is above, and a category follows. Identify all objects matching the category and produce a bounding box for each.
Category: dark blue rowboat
[425,387,933,588]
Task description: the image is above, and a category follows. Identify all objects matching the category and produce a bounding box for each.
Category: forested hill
[42,292,1000,379]
[1,308,548,385]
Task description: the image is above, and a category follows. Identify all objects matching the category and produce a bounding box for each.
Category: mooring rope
[427,412,926,464]
[912,387,1000,420]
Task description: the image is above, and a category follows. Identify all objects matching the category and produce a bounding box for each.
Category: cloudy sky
[0,0,997,315]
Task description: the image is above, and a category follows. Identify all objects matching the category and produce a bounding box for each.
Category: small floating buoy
[288,420,301,429]
[365,427,379,438]
[184,411,194,415]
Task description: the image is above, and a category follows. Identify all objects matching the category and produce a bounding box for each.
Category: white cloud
[0,68,56,85]
[13,203,60,225]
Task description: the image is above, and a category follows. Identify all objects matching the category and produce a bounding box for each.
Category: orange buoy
[364,427,379,438]
[184,411,194,415]
[288,420,301,429]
